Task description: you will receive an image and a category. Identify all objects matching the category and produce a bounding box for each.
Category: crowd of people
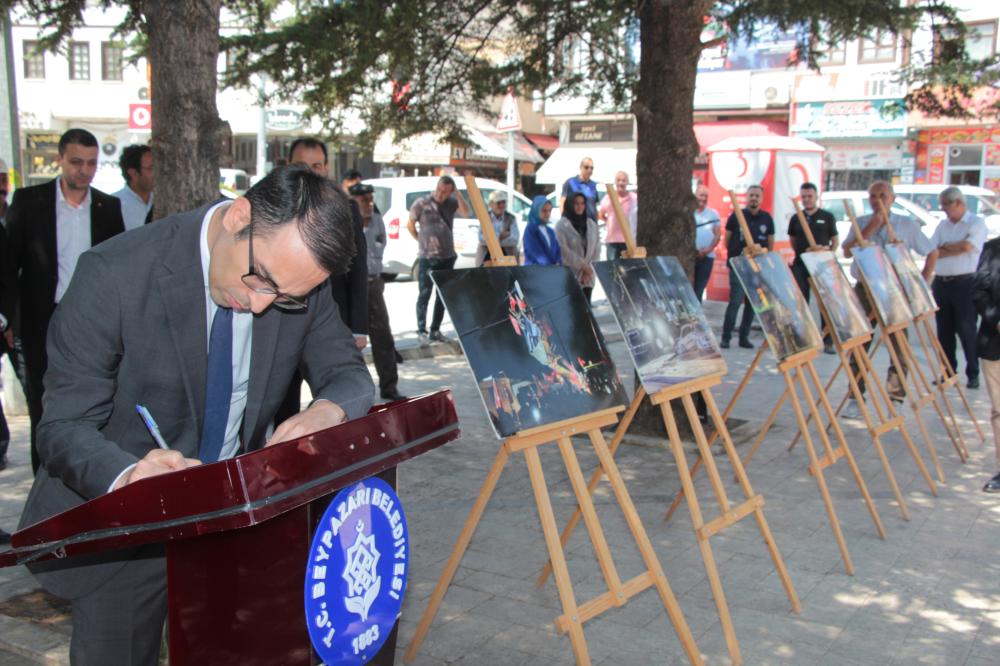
[0,132,998,661]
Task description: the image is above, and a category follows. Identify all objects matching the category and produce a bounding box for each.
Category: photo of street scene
[432,266,627,438]
[730,251,822,361]
[852,246,914,327]
[594,257,726,394]
[884,243,936,317]
[801,251,872,345]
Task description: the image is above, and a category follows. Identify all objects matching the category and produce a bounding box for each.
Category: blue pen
[136,404,170,450]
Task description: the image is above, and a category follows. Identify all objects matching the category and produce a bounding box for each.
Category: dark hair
[119,144,151,182]
[342,168,363,182]
[800,182,818,193]
[438,175,456,190]
[348,182,374,196]
[747,184,764,193]
[238,165,355,276]
[288,137,328,164]
[58,128,98,155]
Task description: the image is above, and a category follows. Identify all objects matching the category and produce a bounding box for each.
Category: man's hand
[114,449,201,490]
[268,399,348,446]
[354,335,368,350]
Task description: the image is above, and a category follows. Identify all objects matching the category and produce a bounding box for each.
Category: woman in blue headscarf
[522,195,562,266]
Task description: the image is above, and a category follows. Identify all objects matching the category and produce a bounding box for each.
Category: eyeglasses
[582,165,594,170]
[240,221,308,310]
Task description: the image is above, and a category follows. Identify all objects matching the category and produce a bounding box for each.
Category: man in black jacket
[4,129,125,473]
[974,236,1000,493]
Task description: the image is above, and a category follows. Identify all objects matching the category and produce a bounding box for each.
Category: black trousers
[932,275,979,380]
[21,337,46,474]
[721,269,753,342]
[367,276,399,393]
[693,255,714,302]
[415,256,456,334]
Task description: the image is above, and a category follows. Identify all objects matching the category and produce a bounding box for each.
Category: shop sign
[791,99,907,139]
[26,133,61,150]
[568,120,633,143]
[823,145,904,170]
[266,107,304,131]
[916,127,1000,145]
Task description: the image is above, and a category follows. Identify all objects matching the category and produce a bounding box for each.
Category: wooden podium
[0,392,460,665]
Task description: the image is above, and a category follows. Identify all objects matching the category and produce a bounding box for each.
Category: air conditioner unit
[749,73,791,109]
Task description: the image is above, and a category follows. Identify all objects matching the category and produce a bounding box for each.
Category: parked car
[891,184,1000,239]
[365,176,533,280]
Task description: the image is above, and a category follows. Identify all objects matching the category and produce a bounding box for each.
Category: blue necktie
[198,307,233,463]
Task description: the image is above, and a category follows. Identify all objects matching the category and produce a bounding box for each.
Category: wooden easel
[405,180,702,666]
[666,193,887,575]
[535,197,798,665]
[735,200,940,520]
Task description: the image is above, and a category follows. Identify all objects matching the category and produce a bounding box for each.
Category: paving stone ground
[1,300,998,665]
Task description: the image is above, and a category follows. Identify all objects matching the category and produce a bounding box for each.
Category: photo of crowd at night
[594,257,725,394]
[432,266,627,438]
[883,243,936,317]
[730,251,822,361]
[852,246,914,328]
[801,251,872,345]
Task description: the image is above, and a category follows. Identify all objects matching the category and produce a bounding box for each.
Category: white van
[365,176,533,280]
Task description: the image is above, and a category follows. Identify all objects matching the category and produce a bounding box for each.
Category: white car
[820,190,941,242]
[891,184,1000,239]
[366,176,533,279]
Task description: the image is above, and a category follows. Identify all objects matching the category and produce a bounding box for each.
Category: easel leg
[537,388,646,587]
[858,347,939,497]
[405,447,511,663]
[522,446,592,665]
[742,388,788,467]
[886,331,947,483]
[783,368,856,575]
[586,430,703,666]
[660,401,741,665]
[702,390,800,614]
[912,320,971,459]
[919,317,985,443]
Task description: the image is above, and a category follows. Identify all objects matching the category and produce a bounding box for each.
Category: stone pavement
[1,300,998,665]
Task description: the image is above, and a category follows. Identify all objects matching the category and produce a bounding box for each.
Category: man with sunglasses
[559,157,598,222]
[17,166,373,664]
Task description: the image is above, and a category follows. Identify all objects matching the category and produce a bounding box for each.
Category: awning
[694,120,788,154]
[524,132,560,152]
[476,129,545,163]
[534,146,636,185]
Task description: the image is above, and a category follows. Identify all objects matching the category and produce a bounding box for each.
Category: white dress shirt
[54,182,92,303]
[845,212,934,279]
[200,202,254,460]
[113,185,153,231]
[929,210,986,276]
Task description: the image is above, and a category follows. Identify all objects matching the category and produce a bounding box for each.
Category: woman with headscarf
[555,191,600,302]
[522,195,562,266]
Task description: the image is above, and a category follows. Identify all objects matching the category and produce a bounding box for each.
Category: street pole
[256,75,268,180]
[506,130,515,199]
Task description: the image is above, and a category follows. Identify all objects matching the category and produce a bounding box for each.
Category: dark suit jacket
[329,199,368,335]
[18,202,375,597]
[0,223,15,327]
[4,179,125,366]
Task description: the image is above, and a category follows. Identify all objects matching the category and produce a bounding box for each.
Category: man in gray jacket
[18,166,374,664]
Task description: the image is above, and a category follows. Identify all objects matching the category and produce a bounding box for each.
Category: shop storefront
[914,126,1000,194]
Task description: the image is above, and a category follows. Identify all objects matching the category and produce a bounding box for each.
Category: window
[101,42,123,81]
[859,30,896,64]
[69,41,90,80]
[23,41,45,79]
[817,41,846,66]
[963,21,997,60]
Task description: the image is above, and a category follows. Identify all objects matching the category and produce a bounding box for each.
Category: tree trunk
[145,0,224,218]
[629,1,712,438]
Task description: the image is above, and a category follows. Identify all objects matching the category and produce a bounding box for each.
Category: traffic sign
[496,92,521,132]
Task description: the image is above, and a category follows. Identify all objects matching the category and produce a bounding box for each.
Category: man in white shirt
[4,128,125,472]
[841,180,938,403]
[113,144,154,230]
[930,186,987,389]
[692,184,721,301]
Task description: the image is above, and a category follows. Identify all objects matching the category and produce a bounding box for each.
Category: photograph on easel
[801,251,872,344]
[432,266,627,437]
[593,256,726,393]
[852,246,914,327]
[730,251,822,360]
[883,243,936,317]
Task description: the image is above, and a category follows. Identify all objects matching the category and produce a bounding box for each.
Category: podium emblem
[305,478,409,664]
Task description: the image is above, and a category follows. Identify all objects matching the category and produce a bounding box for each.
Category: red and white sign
[129,103,152,131]
[496,92,521,132]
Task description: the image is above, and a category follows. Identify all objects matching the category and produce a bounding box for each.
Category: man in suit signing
[5,128,125,473]
[18,165,375,664]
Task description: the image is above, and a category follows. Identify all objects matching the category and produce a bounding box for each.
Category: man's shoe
[967,376,980,390]
[983,472,1000,493]
[395,350,404,365]
[738,339,754,349]
[843,398,864,420]
[823,342,836,355]
[429,331,450,343]
[720,339,731,349]
[417,332,430,347]
[0,529,10,545]
[380,388,407,401]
